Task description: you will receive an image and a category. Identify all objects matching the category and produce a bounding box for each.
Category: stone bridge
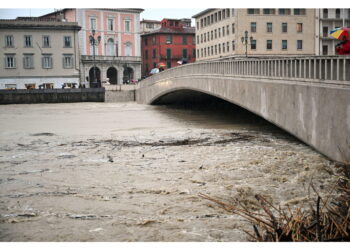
[136,56,350,163]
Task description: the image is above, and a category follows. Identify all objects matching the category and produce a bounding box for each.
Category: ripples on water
[0,100,338,241]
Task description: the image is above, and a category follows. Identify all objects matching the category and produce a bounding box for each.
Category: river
[0,102,339,241]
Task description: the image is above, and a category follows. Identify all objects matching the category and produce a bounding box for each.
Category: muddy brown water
[0,102,339,241]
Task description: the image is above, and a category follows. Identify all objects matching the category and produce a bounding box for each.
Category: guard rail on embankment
[0,88,105,104]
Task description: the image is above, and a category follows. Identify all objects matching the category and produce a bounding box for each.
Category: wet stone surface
[0,102,339,241]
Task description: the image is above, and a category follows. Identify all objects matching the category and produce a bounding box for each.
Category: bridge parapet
[141,56,350,87]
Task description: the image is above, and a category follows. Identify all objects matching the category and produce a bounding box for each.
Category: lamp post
[241,30,253,57]
[89,29,101,87]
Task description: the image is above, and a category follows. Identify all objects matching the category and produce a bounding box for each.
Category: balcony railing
[81,55,141,62]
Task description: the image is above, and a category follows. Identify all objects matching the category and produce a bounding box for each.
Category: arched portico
[89,66,101,87]
[107,67,118,84]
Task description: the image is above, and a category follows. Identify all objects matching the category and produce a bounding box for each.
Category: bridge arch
[137,56,350,163]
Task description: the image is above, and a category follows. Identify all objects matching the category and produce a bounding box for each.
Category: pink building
[42,8,143,86]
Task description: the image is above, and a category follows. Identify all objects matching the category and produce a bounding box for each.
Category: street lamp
[241,30,253,57]
[89,29,101,87]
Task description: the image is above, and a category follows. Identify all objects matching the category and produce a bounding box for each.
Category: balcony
[81,55,141,63]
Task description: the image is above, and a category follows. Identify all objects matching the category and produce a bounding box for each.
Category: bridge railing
[140,56,350,87]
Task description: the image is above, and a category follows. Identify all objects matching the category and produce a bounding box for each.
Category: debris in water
[30,133,56,136]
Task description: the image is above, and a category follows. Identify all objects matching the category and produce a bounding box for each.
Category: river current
[0,102,338,241]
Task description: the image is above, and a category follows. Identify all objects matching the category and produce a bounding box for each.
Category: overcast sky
[0,8,205,23]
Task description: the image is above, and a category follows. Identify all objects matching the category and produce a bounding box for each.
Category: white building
[0,18,81,89]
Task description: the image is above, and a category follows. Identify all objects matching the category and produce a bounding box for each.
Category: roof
[40,8,144,18]
[141,19,161,23]
[141,26,195,37]
[0,19,81,30]
[192,9,217,18]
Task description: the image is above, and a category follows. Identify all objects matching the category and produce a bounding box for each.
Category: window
[263,9,276,15]
[211,46,213,55]
[294,9,306,15]
[90,18,97,30]
[166,35,172,44]
[145,50,148,59]
[166,48,171,59]
[297,40,303,50]
[214,13,217,22]
[152,48,156,58]
[278,9,291,15]
[222,43,225,53]
[218,28,221,38]
[43,36,50,48]
[282,40,288,50]
[211,31,213,40]
[336,9,341,18]
[146,23,154,29]
[227,25,229,35]
[215,45,217,55]
[227,42,229,52]
[193,49,196,57]
[251,39,256,50]
[108,18,114,31]
[207,32,210,41]
[167,61,171,69]
[232,40,235,51]
[247,9,260,14]
[323,26,329,37]
[144,38,148,46]
[322,45,328,55]
[266,40,272,50]
[267,23,273,32]
[24,35,32,47]
[222,26,225,36]
[323,9,328,18]
[124,19,131,33]
[182,49,188,59]
[5,54,16,68]
[232,23,235,34]
[124,42,132,56]
[282,23,288,33]
[42,54,53,69]
[5,84,17,89]
[215,29,217,39]
[152,37,156,45]
[251,22,257,32]
[296,23,303,33]
[64,36,72,47]
[182,35,187,45]
[23,54,34,69]
[5,35,14,47]
[25,84,36,90]
[63,54,73,68]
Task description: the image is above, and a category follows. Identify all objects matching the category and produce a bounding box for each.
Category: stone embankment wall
[104,85,136,102]
[0,88,105,104]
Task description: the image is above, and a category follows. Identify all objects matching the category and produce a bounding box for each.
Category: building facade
[141,18,195,77]
[0,18,81,89]
[193,8,319,61]
[42,8,143,85]
[140,19,161,34]
[317,8,350,55]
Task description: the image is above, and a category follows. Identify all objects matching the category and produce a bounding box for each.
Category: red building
[141,18,196,77]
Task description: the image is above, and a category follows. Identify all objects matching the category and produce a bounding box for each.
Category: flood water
[0,102,339,241]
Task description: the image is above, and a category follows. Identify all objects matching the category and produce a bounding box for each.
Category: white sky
[1,0,349,21]
[0,8,206,23]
